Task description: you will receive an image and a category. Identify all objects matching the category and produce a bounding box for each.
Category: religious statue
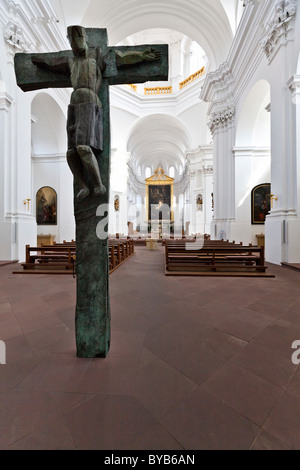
[31,25,162,201]
[114,196,120,212]
[14,26,168,358]
[196,194,203,211]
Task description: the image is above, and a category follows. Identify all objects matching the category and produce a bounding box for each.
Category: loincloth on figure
[67,102,103,151]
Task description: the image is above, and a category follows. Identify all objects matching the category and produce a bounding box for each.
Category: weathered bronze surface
[14,27,168,358]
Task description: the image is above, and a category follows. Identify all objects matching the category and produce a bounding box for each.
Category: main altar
[145,168,174,238]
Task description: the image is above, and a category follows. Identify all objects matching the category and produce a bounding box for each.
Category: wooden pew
[164,241,274,277]
[14,238,135,275]
[21,245,76,272]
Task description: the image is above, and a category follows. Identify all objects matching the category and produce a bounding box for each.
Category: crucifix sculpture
[14,26,168,358]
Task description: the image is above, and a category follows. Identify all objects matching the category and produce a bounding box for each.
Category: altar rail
[179,67,205,90]
[144,86,172,95]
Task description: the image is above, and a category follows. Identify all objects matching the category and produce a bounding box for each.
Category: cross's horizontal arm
[15,50,73,92]
[15,44,168,93]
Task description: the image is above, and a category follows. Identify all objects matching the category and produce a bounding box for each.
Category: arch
[80,0,234,69]
[235,80,271,147]
[234,80,271,244]
[31,92,67,156]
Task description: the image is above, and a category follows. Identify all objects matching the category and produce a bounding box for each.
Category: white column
[209,107,235,240]
[189,170,196,234]
[0,90,15,259]
[203,168,213,236]
[110,149,129,236]
[265,73,300,264]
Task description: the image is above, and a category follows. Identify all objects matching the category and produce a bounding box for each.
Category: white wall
[178,101,210,148]
[31,91,74,244]
[233,80,271,245]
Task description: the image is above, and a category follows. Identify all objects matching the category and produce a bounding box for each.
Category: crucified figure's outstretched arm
[115,48,162,68]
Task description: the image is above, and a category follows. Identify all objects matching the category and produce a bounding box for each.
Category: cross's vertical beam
[74,79,111,358]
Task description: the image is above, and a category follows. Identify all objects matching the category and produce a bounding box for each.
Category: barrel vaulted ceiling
[49,0,242,69]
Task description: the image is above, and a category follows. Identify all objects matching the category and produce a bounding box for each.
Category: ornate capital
[4,22,32,54]
[202,165,213,175]
[260,0,297,63]
[208,107,235,135]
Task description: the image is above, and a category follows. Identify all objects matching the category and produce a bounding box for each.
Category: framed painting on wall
[36,186,57,225]
[148,184,172,221]
[251,183,271,224]
[145,168,174,223]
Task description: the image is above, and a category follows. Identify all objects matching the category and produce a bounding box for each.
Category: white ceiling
[127,114,192,171]
[49,0,242,69]
[46,0,243,170]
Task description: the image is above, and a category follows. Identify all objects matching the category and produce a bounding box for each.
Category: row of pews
[109,238,135,273]
[165,239,275,277]
[13,239,134,275]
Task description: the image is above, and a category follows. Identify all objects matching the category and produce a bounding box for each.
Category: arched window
[137,165,142,177]
[169,166,175,178]
[145,167,152,179]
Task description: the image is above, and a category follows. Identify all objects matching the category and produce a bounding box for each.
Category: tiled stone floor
[0,246,300,450]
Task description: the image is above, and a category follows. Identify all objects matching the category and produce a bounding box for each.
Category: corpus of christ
[14,26,169,358]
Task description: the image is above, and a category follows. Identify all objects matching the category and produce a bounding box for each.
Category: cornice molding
[0,91,13,110]
[200,62,234,104]
[5,212,36,221]
[32,153,66,163]
[233,146,271,157]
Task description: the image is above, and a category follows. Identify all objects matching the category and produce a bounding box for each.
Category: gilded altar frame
[145,168,174,222]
